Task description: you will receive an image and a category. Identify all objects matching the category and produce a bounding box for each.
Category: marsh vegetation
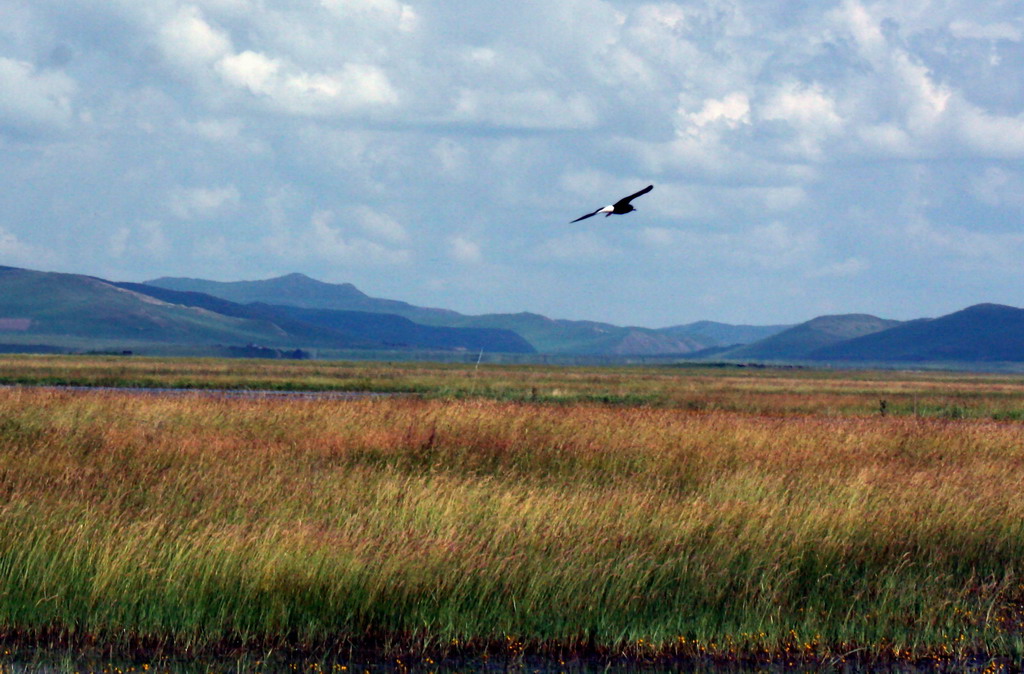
[1,355,1024,671]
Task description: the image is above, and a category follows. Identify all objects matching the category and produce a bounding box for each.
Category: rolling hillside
[0,266,296,347]
[11,265,1024,364]
[722,314,903,361]
[119,282,534,353]
[659,320,792,346]
[0,267,535,354]
[810,304,1024,362]
[147,273,713,355]
[147,273,458,324]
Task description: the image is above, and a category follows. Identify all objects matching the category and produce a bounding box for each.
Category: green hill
[0,267,535,355]
[147,273,459,324]
[810,304,1024,362]
[430,311,710,355]
[147,274,713,355]
[722,314,902,361]
[659,320,792,346]
[0,266,296,347]
[119,282,534,353]
[9,266,1024,363]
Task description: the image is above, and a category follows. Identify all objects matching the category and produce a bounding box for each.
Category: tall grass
[5,354,1024,419]
[2,385,1024,666]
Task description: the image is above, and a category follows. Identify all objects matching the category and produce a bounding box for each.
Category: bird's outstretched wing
[613,184,653,209]
[570,208,603,223]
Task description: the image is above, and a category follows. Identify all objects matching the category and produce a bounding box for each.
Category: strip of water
[0,384,406,400]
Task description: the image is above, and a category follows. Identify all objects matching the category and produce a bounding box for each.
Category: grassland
[2,356,1024,671]
[5,353,1024,418]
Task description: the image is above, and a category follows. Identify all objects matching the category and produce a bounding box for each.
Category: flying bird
[570,184,653,223]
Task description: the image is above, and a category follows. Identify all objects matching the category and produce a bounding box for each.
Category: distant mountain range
[3,264,1024,365]
[810,304,1024,362]
[659,320,793,347]
[721,314,904,360]
[0,266,534,356]
[147,273,733,355]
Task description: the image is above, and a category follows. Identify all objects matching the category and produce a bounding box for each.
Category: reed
[4,353,1024,418]
[2,382,1024,667]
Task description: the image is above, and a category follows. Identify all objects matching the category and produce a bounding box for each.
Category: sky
[1,0,1024,328]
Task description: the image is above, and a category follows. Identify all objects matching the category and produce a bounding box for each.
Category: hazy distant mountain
[432,311,710,355]
[0,266,534,354]
[723,314,903,360]
[659,320,793,346]
[118,281,534,354]
[7,266,1024,364]
[0,266,297,346]
[260,304,534,353]
[148,273,715,355]
[147,273,459,324]
[810,304,1024,362]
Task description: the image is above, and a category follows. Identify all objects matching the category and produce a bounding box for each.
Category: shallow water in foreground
[0,383,402,400]
[1,648,1018,674]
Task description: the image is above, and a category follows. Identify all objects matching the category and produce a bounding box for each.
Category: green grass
[2,357,1024,670]
[5,353,1024,418]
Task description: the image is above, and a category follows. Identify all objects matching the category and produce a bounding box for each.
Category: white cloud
[320,0,419,33]
[906,218,1024,271]
[354,206,409,243]
[158,5,232,74]
[141,221,171,258]
[449,236,482,264]
[0,57,76,134]
[195,0,253,13]
[216,51,398,114]
[217,50,279,95]
[837,1,887,58]
[949,20,1022,42]
[178,117,268,154]
[956,106,1024,157]
[762,84,842,129]
[109,227,130,258]
[169,185,241,219]
[808,257,869,278]
[267,210,411,265]
[432,138,469,176]
[155,5,399,117]
[856,123,915,156]
[109,221,171,259]
[681,92,751,133]
[970,167,1024,208]
[7,0,1024,326]
[185,117,243,141]
[761,82,843,159]
[0,226,49,265]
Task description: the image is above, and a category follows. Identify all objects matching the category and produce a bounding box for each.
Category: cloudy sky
[2,0,1023,327]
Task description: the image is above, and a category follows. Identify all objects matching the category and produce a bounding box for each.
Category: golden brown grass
[3,353,1024,418]
[2,369,1024,669]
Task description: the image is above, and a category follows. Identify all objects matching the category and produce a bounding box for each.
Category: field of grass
[2,356,1024,671]
[5,353,1024,418]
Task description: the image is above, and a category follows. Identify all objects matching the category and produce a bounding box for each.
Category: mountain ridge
[146,273,721,355]
[809,303,1024,362]
[5,265,1024,364]
[0,267,534,355]
[720,314,905,360]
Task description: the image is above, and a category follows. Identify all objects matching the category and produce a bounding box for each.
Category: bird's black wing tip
[570,210,600,223]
